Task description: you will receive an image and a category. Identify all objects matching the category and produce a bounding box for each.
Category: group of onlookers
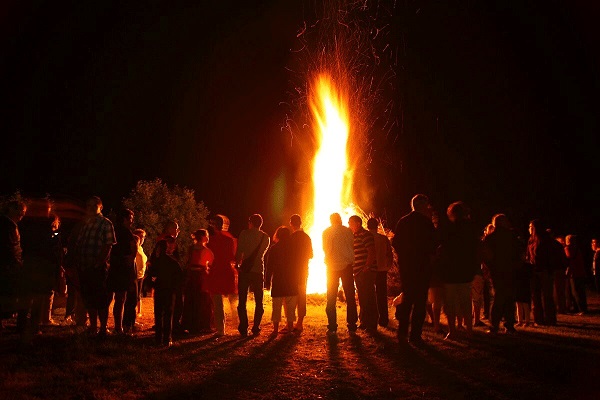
[1,193,598,347]
[394,194,597,343]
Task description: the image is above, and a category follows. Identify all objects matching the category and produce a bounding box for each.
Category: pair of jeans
[237,272,264,334]
[325,265,358,331]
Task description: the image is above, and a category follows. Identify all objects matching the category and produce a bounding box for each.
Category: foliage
[0,191,25,214]
[122,179,210,261]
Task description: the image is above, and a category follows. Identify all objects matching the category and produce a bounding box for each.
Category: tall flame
[305,73,355,294]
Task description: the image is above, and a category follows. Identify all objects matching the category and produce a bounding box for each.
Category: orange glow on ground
[305,73,358,294]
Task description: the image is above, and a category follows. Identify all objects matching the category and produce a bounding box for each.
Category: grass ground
[1,289,599,399]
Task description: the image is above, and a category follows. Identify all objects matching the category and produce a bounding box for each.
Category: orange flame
[305,73,358,294]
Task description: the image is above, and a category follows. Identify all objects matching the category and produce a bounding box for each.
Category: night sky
[1,1,598,239]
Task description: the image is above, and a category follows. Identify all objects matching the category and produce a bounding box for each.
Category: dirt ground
[1,289,600,400]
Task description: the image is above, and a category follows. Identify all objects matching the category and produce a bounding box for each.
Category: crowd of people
[0,193,597,348]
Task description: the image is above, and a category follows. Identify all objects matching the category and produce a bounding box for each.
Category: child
[147,236,183,347]
[515,261,532,326]
[264,226,297,335]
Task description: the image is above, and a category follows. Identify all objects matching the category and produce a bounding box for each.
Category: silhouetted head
[290,214,302,229]
[248,214,263,229]
[447,201,471,222]
[192,229,209,244]
[274,226,291,243]
[411,194,431,216]
[348,215,363,233]
[330,213,342,226]
[367,217,379,231]
[491,213,510,230]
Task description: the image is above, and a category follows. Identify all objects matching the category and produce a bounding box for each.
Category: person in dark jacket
[0,200,27,335]
[147,236,183,347]
[392,194,436,344]
[438,201,481,340]
[19,197,63,335]
[265,226,298,335]
[527,219,565,326]
[482,214,524,334]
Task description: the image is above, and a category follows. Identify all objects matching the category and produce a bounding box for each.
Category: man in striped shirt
[348,215,377,332]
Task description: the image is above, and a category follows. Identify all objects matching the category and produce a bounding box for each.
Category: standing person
[182,229,215,334]
[367,217,393,328]
[481,223,495,321]
[264,226,297,335]
[348,215,377,332]
[235,213,269,336]
[564,234,588,314]
[74,196,116,338]
[527,219,565,326]
[62,217,87,329]
[107,208,138,335]
[0,200,27,335]
[288,214,313,332]
[515,260,532,327]
[482,214,523,335]
[132,228,148,318]
[592,238,600,292]
[147,236,183,347]
[551,234,568,314]
[149,221,185,333]
[392,194,436,344]
[323,213,357,334]
[438,201,481,340]
[19,198,63,335]
[205,215,237,337]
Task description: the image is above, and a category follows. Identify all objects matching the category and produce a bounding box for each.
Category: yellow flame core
[306,74,355,294]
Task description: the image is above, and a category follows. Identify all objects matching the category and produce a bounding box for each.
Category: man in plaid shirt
[75,196,116,338]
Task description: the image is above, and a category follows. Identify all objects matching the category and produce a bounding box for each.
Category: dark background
[1,0,598,240]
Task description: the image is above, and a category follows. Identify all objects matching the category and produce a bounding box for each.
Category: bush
[122,179,210,262]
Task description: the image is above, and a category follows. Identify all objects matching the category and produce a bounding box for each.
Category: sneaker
[473,321,486,327]
[485,328,498,335]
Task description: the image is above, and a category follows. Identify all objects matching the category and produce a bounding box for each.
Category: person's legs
[284,296,297,331]
[237,273,250,336]
[163,291,175,344]
[112,291,126,333]
[459,283,473,334]
[325,268,340,332]
[271,296,283,333]
[576,278,588,313]
[41,291,54,324]
[123,283,138,331]
[340,266,358,330]
[355,270,377,330]
[409,283,429,340]
[375,271,389,327]
[227,293,238,326]
[172,285,184,331]
[541,272,557,325]
[471,274,484,325]
[153,289,164,344]
[430,286,444,332]
[212,294,225,335]
[295,275,307,331]
[553,270,567,314]
[530,272,545,325]
[136,278,143,316]
[444,284,457,337]
[250,273,264,334]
